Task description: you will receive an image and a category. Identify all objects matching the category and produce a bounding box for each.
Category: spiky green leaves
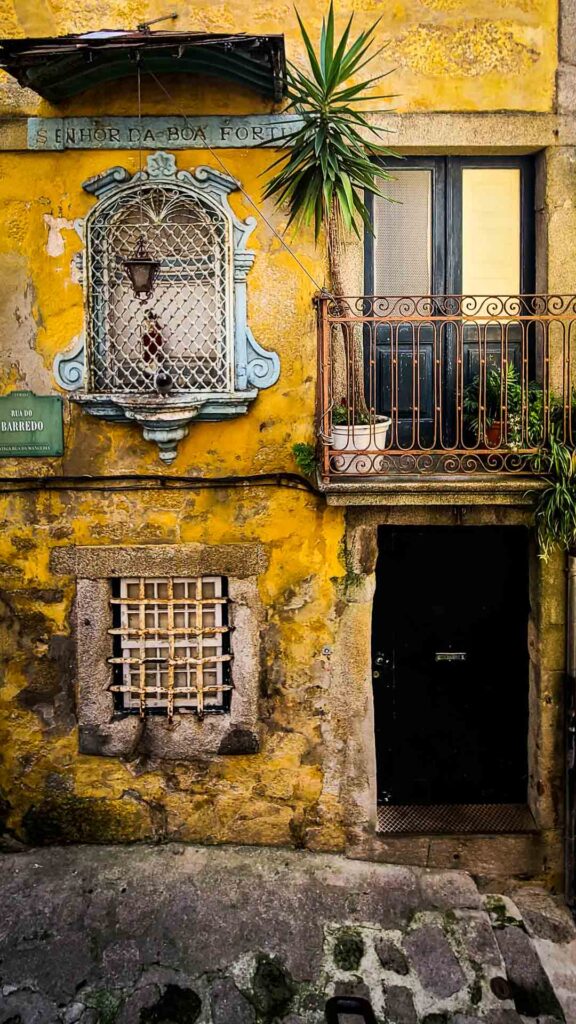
[263,2,398,240]
[535,434,576,560]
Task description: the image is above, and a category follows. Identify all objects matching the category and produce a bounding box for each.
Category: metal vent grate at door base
[377,803,537,835]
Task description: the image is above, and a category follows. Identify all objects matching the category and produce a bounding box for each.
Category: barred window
[87,183,232,395]
[108,577,232,720]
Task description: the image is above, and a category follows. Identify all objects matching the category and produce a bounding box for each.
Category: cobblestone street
[0,844,575,1024]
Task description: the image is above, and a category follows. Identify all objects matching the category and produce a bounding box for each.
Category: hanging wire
[143,66,331,296]
[137,58,144,231]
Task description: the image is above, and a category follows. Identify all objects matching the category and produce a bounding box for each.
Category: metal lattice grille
[88,184,231,394]
[108,576,233,720]
[317,293,576,478]
[377,803,536,835]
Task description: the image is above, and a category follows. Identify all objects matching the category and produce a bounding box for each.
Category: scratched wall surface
[0,0,570,883]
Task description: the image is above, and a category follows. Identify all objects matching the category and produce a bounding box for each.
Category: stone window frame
[51,543,267,760]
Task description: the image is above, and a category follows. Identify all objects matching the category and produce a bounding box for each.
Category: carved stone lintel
[53,335,85,391]
[141,423,191,463]
[82,166,131,198]
[234,251,256,283]
[145,151,177,179]
[122,397,200,464]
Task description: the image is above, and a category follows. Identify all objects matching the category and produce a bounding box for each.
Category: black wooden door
[372,527,529,806]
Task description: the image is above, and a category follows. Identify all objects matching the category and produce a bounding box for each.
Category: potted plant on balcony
[463,362,544,449]
[330,399,391,472]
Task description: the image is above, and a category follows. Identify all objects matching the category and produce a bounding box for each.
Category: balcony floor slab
[321,475,546,506]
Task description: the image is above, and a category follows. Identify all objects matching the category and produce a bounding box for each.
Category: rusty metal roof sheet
[0,30,287,103]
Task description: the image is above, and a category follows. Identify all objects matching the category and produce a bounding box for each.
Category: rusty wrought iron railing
[316,294,576,479]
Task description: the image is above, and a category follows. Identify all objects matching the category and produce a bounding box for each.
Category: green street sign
[0,390,63,457]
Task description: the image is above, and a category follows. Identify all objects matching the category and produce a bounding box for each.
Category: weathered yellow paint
[0,482,348,848]
[0,145,323,480]
[0,0,558,114]
[0,0,567,886]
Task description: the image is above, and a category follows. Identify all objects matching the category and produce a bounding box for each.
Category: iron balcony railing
[316,294,576,479]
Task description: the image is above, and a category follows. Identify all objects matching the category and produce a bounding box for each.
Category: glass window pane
[373,169,432,295]
[462,168,520,295]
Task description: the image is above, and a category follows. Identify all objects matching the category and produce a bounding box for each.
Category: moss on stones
[485,895,525,930]
[83,989,123,1024]
[250,955,296,1023]
[22,795,152,845]
[333,928,365,972]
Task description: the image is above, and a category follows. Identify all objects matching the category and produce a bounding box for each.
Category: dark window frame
[364,155,535,297]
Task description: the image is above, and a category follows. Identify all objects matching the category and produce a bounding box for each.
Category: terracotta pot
[485,421,503,445]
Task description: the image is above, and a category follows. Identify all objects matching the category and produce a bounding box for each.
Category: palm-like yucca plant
[264,4,398,420]
[263,2,398,295]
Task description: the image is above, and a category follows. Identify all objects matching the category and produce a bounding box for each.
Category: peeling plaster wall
[0,0,573,889]
[0,252,52,394]
[0,147,321,480]
[0,486,350,851]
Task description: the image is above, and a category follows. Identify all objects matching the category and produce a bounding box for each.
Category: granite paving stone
[404,923,467,998]
[453,910,504,968]
[495,925,566,1020]
[510,890,576,946]
[420,871,483,911]
[210,978,255,1024]
[374,936,410,975]
[384,984,418,1023]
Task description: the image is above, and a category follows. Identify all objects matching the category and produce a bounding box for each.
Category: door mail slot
[435,652,467,662]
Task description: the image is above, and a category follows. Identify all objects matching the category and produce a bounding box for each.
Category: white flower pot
[330,419,392,475]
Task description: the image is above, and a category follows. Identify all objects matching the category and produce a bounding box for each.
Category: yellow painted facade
[0,0,559,113]
[0,0,573,886]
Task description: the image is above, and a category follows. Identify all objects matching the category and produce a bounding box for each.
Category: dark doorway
[372,527,529,812]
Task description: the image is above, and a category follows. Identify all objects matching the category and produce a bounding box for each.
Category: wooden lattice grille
[108,576,232,719]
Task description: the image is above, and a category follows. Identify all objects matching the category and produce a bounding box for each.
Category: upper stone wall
[0,0,559,115]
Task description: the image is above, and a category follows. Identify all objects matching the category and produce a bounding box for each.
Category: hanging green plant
[534,429,576,561]
[292,441,318,475]
[463,362,545,448]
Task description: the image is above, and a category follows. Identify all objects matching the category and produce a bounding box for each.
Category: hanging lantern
[124,236,161,297]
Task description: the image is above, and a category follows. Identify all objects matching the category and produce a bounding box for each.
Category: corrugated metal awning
[0,30,287,103]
